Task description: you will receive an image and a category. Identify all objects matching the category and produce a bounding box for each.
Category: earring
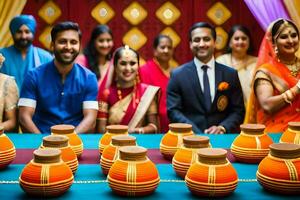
[274,46,280,62]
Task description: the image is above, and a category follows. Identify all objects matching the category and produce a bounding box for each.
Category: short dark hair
[226,25,254,54]
[113,46,140,67]
[153,34,172,49]
[51,21,82,42]
[271,19,299,43]
[189,22,216,41]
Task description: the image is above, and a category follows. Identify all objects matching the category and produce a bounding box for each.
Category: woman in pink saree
[139,35,174,133]
[96,46,160,134]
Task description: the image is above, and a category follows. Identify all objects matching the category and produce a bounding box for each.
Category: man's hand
[204,125,226,134]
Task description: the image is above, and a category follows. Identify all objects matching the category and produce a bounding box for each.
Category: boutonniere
[218,82,229,91]
[0,53,5,66]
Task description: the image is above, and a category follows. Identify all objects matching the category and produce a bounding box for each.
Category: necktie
[202,65,211,110]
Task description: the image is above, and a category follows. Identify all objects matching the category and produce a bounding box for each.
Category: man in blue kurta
[0,15,52,90]
[18,22,98,134]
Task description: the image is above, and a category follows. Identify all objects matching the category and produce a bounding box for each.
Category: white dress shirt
[194,57,215,102]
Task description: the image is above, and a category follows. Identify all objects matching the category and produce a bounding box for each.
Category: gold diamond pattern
[123,28,147,50]
[207,2,231,25]
[39,26,53,50]
[215,27,228,50]
[91,1,115,24]
[38,0,61,24]
[160,27,181,47]
[156,2,181,25]
[123,1,147,25]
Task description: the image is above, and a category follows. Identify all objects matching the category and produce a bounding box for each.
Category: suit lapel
[187,61,206,110]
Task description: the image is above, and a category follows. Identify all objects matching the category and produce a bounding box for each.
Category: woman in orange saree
[245,19,300,133]
[96,46,160,134]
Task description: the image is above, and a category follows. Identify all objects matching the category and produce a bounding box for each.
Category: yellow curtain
[283,0,300,57]
[0,0,27,47]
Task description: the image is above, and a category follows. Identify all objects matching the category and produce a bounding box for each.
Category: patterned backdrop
[22,0,264,66]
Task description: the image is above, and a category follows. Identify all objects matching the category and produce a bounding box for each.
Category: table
[0,133,298,199]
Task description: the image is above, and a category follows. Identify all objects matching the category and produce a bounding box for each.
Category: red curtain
[22,0,264,65]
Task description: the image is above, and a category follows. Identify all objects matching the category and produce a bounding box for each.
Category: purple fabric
[244,0,290,30]
[13,149,237,164]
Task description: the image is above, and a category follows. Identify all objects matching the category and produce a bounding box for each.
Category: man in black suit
[167,22,245,134]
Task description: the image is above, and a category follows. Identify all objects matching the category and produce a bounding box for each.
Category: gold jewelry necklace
[284,58,300,77]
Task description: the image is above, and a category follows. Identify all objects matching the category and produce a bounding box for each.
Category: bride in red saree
[96,46,160,134]
[245,19,300,133]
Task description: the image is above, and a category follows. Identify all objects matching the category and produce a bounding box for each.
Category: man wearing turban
[0,15,52,90]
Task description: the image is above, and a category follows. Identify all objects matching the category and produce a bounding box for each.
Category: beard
[14,38,33,49]
[53,49,79,65]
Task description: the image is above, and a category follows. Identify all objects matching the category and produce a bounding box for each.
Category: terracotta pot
[0,127,16,169]
[160,123,194,160]
[185,148,238,197]
[231,124,273,163]
[100,135,136,175]
[257,143,300,194]
[99,125,128,155]
[41,135,78,174]
[280,122,300,144]
[19,149,74,197]
[108,146,160,196]
[172,135,210,178]
[51,124,83,157]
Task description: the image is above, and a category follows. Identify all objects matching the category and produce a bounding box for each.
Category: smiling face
[230,30,250,54]
[13,24,34,49]
[94,32,113,57]
[154,37,173,63]
[275,26,299,58]
[115,49,138,86]
[190,27,215,63]
[51,30,80,66]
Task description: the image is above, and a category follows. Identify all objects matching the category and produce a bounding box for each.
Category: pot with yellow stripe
[0,127,16,169]
[185,148,238,197]
[51,124,83,158]
[41,135,78,174]
[99,125,128,155]
[19,149,73,197]
[280,122,300,144]
[231,124,273,163]
[160,123,194,160]
[172,135,211,178]
[107,146,160,196]
[100,135,136,175]
[257,143,300,194]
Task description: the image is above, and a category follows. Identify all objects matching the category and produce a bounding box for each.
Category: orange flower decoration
[218,82,229,91]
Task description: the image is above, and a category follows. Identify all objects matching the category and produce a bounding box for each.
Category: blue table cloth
[0,133,298,199]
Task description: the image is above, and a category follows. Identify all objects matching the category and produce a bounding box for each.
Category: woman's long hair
[83,25,113,79]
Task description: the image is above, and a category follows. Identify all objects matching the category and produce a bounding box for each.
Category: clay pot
[0,127,16,169]
[19,149,73,197]
[51,124,83,157]
[185,148,238,197]
[160,123,194,160]
[99,125,128,155]
[100,135,136,175]
[231,124,273,163]
[257,143,300,194]
[107,146,160,196]
[41,135,78,174]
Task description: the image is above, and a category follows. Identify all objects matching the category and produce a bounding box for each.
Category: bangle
[148,123,158,133]
[138,128,144,134]
[286,90,294,101]
[291,87,298,97]
[297,81,300,89]
[282,93,292,105]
